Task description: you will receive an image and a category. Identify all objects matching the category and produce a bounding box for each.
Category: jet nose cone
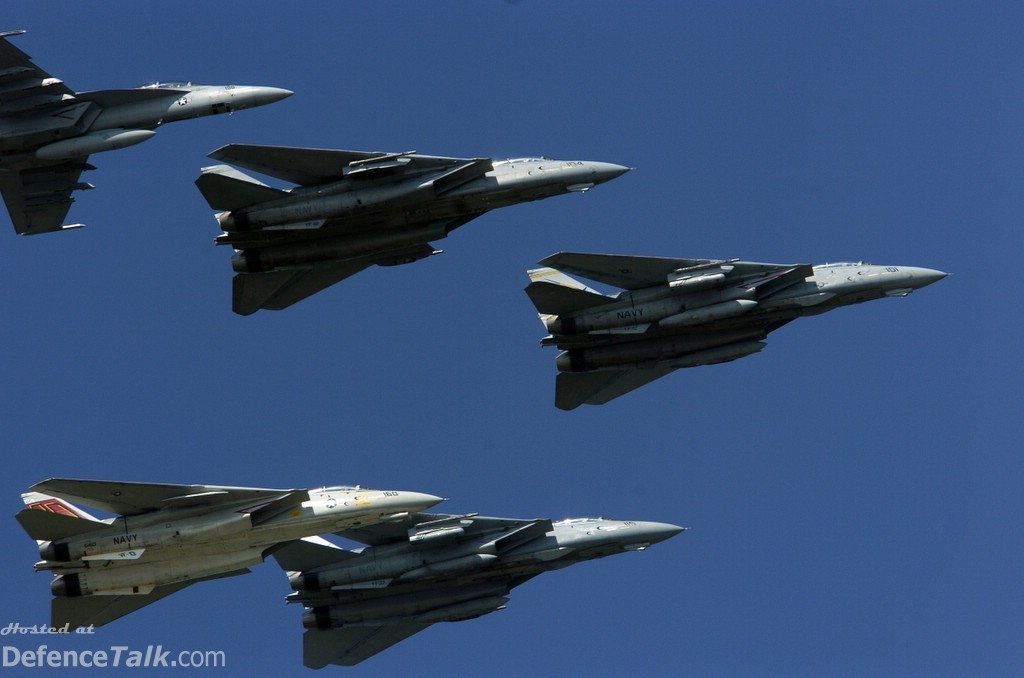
[589,161,632,185]
[256,86,294,105]
[235,86,294,109]
[638,521,686,544]
[399,492,445,513]
[910,267,948,289]
[882,266,948,297]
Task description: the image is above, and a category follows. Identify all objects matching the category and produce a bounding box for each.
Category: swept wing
[539,251,813,291]
[0,31,95,234]
[335,513,551,547]
[0,30,75,108]
[207,144,492,187]
[29,478,307,516]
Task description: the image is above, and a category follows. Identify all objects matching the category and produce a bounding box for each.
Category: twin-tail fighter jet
[526,252,947,409]
[16,478,442,630]
[274,512,684,667]
[0,30,291,235]
[194,145,630,314]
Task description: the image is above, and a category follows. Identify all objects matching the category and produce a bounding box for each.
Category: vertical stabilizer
[525,267,612,317]
[17,492,105,544]
[527,266,601,294]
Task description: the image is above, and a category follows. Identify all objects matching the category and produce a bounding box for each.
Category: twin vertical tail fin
[194,164,287,211]
[524,267,611,317]
[16,492,105,544]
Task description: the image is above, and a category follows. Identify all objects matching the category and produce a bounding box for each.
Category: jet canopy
[140,81,206,89]
[813,261,874,270]
[554,517,615,526]
[495,157,550,165]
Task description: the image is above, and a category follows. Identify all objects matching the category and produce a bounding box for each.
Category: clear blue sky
[2,2,1021,676]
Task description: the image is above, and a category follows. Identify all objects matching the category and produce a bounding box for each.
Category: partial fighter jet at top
[194,144,630,314]
[0,30,292,235]
[16,478,442,630]
[526,253,947,409]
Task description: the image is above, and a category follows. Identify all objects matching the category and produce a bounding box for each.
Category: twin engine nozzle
[39,541,71,562]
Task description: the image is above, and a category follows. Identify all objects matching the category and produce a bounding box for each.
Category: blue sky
[2,2,1021,676]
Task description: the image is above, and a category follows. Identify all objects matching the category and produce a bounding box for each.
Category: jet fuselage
[0,84,292,165]
[548,262,948,374]
[39,487,442,598]
[290,517,683,617]
[218,158,629,267]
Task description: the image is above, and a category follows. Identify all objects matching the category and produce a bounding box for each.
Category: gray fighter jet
[194,145,629,314]
[526,253,947,409]
[15,479,442,629]
[274,513,683,667]
[0,30,291,235]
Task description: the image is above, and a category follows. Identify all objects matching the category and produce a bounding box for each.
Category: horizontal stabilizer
[232,259,372,315]
[304,624,432,669]
[195,165,285,211]
[555,367,677,410]
[51,569,250,630]
[15,507,105,542]
[525,281,610,316]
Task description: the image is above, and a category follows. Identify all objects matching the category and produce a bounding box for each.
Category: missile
[231,223,447,273]
[668,271,726,289]
[665,340,767,368]
[35,128,156,161]
[399,553,498,581]
[413,596,509,623]
[408,525,466,544]
[660,299,758,327]
[556,328,762,372]
[303,583,508,628]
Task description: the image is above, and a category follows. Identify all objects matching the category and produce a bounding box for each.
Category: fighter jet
[273,512,683,667]
[15,478,442,629]
[0,30,291,235]
[194,144,630,314]
[526,252,947,409]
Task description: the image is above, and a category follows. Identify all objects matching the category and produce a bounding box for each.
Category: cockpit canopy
[555,517,611,526]
[315,485,363,492]
[494,157,552,165]
[140,81,206,90]
[813,261,873,270]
